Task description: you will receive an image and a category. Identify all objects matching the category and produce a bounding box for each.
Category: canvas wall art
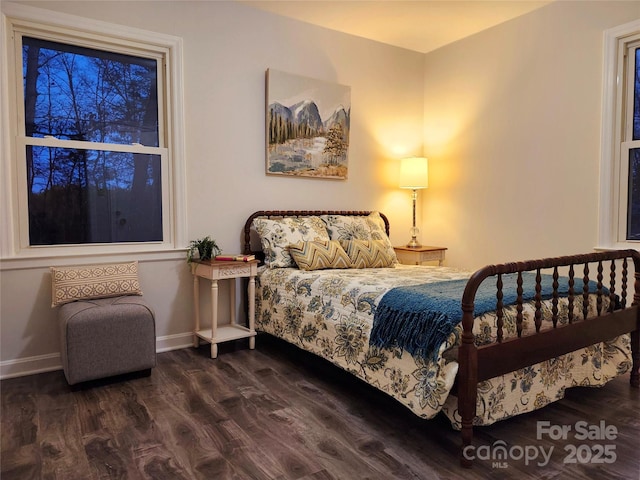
[266,69,351,179]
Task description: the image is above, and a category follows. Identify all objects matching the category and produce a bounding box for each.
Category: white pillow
[321,212,397,264]
[252,216,330,268]
[50,262,142,307]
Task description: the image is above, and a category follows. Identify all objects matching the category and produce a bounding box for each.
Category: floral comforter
[255,264,632,428]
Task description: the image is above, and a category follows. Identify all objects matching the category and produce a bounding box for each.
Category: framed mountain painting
[266,69,351,179]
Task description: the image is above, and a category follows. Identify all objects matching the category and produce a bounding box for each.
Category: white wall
[2,0,638,378]
[0,1,425,377]
[421,0,640,270]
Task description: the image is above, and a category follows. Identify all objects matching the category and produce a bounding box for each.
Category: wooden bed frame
[243,210,640,467]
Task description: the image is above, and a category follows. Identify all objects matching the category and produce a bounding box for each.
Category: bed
[242,210,640,466]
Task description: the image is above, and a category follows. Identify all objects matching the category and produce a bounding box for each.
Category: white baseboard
[0,352,62,380]
[0,332,194,380]
[156,332,194,353]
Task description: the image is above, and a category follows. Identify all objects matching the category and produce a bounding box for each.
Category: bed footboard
[457,249,640,467]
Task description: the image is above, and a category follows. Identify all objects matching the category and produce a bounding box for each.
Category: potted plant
[187,236,221,263]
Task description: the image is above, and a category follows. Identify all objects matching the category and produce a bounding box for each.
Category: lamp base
[406,225,421,248]
[406,237,422,248]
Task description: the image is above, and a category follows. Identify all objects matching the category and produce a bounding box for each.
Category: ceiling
[238,1,552,54]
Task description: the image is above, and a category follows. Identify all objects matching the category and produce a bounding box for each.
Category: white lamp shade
[399,157,428,189]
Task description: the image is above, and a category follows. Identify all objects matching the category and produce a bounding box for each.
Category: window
[622,42,640,240]
[23,37,164,246]
[1,4,185,260]
[599,20,640,249]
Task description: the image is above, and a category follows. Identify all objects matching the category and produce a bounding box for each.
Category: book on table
[214,254,256,262]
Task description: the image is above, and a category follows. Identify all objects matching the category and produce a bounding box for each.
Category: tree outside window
[22,36,163,246]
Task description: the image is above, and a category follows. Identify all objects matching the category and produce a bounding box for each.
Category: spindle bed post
[631,254,640,388]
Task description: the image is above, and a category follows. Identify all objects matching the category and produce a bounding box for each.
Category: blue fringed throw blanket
[370,272,603,361]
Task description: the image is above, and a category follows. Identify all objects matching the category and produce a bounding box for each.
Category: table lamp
[399,157,428,248]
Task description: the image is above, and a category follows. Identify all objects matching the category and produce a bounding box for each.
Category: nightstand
[394,246,447,266]
[191,259,259,358]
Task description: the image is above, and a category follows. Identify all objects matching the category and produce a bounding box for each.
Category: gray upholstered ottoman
[58,295,156,385]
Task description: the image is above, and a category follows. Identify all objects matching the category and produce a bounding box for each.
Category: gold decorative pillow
[321,212,398,264]
[50,261,142,307]
[252,216,330,268]
[340,239,396,268]
[289,240,352,271]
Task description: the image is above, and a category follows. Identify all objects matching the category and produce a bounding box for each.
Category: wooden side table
[394,246,447,266]
[191,259,259,358]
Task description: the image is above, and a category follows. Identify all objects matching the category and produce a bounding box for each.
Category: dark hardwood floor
[2,334,639,480]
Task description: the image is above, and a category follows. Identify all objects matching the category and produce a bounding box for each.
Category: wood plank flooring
[2,334,639,480]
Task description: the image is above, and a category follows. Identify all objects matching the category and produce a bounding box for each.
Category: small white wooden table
[191,259,259,358]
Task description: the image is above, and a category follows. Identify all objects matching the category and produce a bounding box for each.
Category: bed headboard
[243,210,390,258]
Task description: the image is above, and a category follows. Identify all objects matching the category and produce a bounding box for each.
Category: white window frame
[0,3,186,267]
[598,19,640,250]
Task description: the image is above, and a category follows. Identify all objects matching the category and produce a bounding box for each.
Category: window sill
[0,247,187,271]
[594,243,640,252]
